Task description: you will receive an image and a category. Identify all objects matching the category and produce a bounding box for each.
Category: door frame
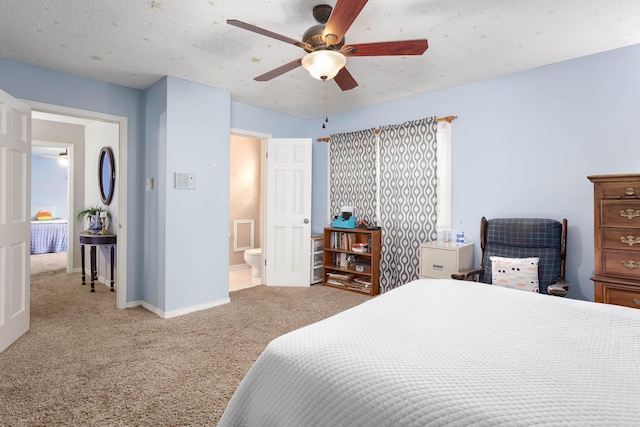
[31,140,74,273]
[230,128,271,285]
[26,100,128,309]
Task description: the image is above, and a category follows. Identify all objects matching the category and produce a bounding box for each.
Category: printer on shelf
[331,206,356,229]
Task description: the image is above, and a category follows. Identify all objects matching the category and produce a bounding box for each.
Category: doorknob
[304,219,309,224]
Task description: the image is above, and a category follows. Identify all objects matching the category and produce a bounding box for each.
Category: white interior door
[0,89,31,353]
[265,138,312,287]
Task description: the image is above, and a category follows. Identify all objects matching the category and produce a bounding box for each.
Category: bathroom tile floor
[229,267,262,292]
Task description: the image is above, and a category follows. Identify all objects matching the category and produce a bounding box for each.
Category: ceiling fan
[227,0,429,91]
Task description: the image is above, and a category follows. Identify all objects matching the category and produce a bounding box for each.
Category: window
[436,120,452,235]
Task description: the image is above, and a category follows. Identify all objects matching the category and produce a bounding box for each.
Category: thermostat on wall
[175,172,196,189]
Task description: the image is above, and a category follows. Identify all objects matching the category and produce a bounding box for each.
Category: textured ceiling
[2,0,640,119]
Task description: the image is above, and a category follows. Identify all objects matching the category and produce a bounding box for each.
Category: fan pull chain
[322,76,328,129]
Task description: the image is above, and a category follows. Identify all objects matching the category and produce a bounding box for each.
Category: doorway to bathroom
[229,132,266,292]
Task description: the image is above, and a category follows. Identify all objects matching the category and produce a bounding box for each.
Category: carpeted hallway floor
[29,251,67,276]
[1,259,369,426]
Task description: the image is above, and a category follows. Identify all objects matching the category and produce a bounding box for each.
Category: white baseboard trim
[163,298,231,319]
[229,263,250,271]
[126,300,143,309]
[139,301,164,317]
[135,297,231,319]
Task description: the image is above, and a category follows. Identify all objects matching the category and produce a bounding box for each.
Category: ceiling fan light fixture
[301,50,346,81]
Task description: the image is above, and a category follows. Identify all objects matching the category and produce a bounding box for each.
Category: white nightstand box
[419,241,474,279]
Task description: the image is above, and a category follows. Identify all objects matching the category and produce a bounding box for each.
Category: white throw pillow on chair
[490,256,540,292]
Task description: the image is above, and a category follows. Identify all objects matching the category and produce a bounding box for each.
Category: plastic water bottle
[456,222,465,244]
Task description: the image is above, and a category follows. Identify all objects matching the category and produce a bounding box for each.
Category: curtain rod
[316,115,457,142]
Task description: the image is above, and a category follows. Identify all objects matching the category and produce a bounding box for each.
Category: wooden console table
[79,233,117,292]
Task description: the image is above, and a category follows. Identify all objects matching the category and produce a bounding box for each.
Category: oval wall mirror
[99,146,116,205]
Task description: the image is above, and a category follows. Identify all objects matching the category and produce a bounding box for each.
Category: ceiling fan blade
[334,67,358,91]
[323,0,368,48]
[227,19,311,50]
[254,58,303,82]
[341,40,429,57]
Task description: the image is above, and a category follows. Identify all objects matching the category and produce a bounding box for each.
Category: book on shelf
[327,271,354,280]
[352,277,371,287]
[329,231,359,251]
[326,278,370,293]
[339,253,348,268]
[345,283,371,293]
[351,242,368,253]
[326,279,347,287]
[347,233,356,251]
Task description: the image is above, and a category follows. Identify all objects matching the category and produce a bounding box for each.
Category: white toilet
[244,248,262,277]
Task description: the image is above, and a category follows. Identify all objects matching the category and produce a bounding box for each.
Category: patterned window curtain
[329,129,378,224]
[378,117,438,292]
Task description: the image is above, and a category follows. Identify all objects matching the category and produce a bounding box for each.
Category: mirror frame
[99,146,116,205]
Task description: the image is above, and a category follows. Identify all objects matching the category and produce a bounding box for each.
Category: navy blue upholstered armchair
[452,217,569,297]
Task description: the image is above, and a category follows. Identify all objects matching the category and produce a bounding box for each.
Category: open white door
[265,138,312,287]
[0,89,31,353]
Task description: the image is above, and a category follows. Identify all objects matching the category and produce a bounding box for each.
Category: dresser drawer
[601,200,640,228]
[602,229,640,251]
[595,282,640,309]
[420,248,457,279]
[600,182,640,199]
[602,250,640,279]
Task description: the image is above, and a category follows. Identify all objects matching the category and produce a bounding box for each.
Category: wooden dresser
[588,174,640,309]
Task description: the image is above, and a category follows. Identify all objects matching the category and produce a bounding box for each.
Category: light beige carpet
[0,267,369,426]
[30,251,67,276]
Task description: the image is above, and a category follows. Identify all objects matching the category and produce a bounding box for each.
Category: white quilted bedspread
[218,279,640,426]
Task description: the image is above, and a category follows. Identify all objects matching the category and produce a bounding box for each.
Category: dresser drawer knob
[626,187,635,196]
[621,260,640,270]
[620,209,640,220]
[634,298,640,307]
[621,235,640,246]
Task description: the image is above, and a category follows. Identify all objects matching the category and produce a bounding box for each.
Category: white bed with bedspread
[30,219,68,254]
[219,279,640,426]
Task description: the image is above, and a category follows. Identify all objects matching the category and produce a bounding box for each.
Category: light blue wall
[309,44,640,301]
[143,78,168,308]
[0,58,145,304]
[31,158,68,219]
[231,102,310,137]
[163,77,231,312]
